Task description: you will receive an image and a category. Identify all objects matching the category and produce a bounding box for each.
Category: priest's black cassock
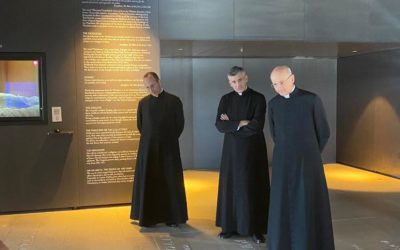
[215,88,270,235]
[267,87,334,250]
[130,91,188,226]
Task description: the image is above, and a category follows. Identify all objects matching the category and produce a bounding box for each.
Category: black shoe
[166,223,178,227]
[252,233,265,244]
[218,231,233,239]
[140,224,155,228]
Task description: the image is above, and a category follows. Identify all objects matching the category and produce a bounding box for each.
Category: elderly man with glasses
[267,65,335,250]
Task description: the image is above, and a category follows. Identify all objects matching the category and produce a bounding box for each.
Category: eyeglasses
[271,74,292,88]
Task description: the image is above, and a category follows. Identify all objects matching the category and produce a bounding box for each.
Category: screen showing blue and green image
[0,59,42,119]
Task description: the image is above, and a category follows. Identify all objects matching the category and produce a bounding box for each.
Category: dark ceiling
[161,40,400,58]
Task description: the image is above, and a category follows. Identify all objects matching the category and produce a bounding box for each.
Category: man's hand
[220,114,249,129]
[220,113,229,120]
[239,120,250,128]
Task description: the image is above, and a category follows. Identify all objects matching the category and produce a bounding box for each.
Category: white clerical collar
[283,85,296,99]
[237,87,248,96]
[153,89,164,97]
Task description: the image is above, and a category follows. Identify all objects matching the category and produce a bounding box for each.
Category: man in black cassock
[215,66,270,244]
[267,65,335,250]
[130,72,188,227]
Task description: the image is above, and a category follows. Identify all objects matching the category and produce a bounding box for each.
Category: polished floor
[1,164,400,250]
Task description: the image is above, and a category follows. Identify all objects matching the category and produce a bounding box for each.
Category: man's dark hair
[228,66,246,76]
[143,72,160,81]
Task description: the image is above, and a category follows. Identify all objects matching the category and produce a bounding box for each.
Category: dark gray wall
[337,50,400,178]
[161,58,337,169]
[0,0,160,213]
[0,0,79,212]
[160,59,194,169]
[159,0,400,42]
[192,58,242,169]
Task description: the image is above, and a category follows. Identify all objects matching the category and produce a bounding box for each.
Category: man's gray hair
[228,66,246,77]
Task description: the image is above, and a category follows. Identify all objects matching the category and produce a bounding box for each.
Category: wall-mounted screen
[0,52,47,123]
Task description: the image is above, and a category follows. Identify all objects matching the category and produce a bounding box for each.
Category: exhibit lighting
[325,164,400,193]
[342,96,399,178]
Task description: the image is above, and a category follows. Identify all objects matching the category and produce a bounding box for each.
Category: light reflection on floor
[325,164,400,193]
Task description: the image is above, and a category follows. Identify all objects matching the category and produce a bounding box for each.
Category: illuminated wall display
[76,0,159,205]
[0,52,47,123]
